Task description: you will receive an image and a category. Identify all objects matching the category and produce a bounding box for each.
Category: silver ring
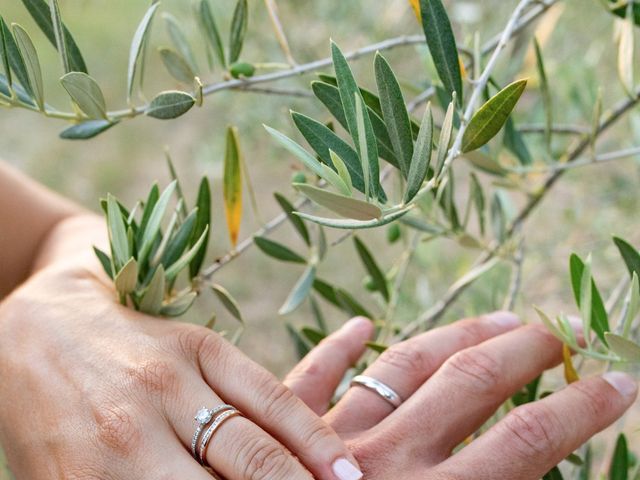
[191,405,235,460]
[350,375,403,408]
[198,408,242,466]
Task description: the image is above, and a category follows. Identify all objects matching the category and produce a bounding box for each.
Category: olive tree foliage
[1,0,640,477]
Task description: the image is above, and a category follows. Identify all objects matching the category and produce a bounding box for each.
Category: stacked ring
[191,404,242,466]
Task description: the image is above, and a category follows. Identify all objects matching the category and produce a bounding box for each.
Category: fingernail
[343,317,372,332]
[332,458,363,480]
[485,311,521,328]
[567,315,583,333]
[603,372,637,397]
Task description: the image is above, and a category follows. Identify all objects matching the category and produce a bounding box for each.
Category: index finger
[435,373,637,480]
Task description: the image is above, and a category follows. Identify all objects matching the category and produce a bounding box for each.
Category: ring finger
[166,374,315,480]
[326,311,521,433]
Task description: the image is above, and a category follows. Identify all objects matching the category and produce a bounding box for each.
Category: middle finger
[326,311,521,433]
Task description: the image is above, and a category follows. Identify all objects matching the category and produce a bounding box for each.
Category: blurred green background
[1,0,640,477]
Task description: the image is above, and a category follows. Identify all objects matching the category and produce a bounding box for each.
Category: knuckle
[93,403,142,456]
[571,381,612,417]
[241,437,293,480]
[378,343,430,373]
[126,359,181,401]
[257,376,297,422]
[299,420,336,452]
[444,348,502,394]
[502,405,562,458]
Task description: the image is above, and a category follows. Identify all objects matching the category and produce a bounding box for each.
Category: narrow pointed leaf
[286,323,311,360]
[115,258,138,295]
[534,38,552,151]
[146,90,195,119]
[291,111,366,195]
[569,254,610,344]
[163,13,197,72]
[329,150,353,194]
[199,0,226,68]
[374,53,413,178]
[0,18,32,98]
[562,344,580,384]
[606,333,640,362]
[504,117,532,165]
[618,4,635,96]
[419,0,462,102]
[614,237,640,280]
[354,236,389,301]
[405,103,433,202]
[140,265,165,316]
[543,467,565,480]
[254,236,306,263]
[435,96,455,175]
[20,0,87,73]
[294,183,381,220]
[354,93,379,200]
[60,72,107,119]
[301,327,325,346]
[139,181,177,264]
[579,255,593,344]
[228,0,248,64]
[165,226,209,282]
[107,194,130,270]
[211,284,243,323]
[295,206,411,230]
[49,0,69,73]
[12,24,43,109]
[0,19,11,86]
[264,125,349,192]
[462,79,528,153]
[279,265,316,315]
[622,273,640,339]
[610,434,629,480]
[60,120,118,140]
[93,246,114,279]
[224,126,243,248]
[127,2,160,103]
[161,209,198,268]
[274,192,310,246]
[189,177,211,277]
[159,47,195,84]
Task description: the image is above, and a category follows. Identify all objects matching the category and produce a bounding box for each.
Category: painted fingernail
[603,372,637,397]
[485,311,521,328]
[332,458,363,480]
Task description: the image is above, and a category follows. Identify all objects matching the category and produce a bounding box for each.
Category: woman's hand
[0,215,361,480]
[285,313,638,479]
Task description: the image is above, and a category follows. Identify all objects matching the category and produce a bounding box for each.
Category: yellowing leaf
[459,55,467,79]
[409,0,421,20]
[562,344,580,384]
[224,126,243,248]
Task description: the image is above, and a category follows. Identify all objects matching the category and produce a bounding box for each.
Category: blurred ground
[1,0,640,477]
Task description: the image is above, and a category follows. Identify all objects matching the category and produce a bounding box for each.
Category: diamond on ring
[195,407,214,425]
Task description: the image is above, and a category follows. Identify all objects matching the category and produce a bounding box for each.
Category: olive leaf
[534,38,552,152]
[127,2,160,103]
[419,0,462,103]
[11,24,43,110]
[254,236,306,263]
[59,120,118,140]
[374,53,413,178]
[189,177,211,277]
[295,206,411,230]
[279,265,316,315]
[404,102,433,203]
[159,47,195,84]
[613,237,640,280]
[211,284,244,323]
[146,90,195,119]
[20,0,87,73]
[274,192,310,246]
[60,72,108,119]
[224,126,243,248]
[569,253,609,345]
[435,95,455,176]
[462,79,527,153]
[605,333,640,362]
[198,0,225,69]
[354,236,389,301]
[163,13,198,72]
[161,292,197,317]
[293,183,382,220]
[609,434,629,480]
[139,265,165,315]
[228,0,248,64]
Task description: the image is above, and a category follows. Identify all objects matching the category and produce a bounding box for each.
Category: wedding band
[191,404,235,460]
[350,375,403,408]
[198,407,243,466]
